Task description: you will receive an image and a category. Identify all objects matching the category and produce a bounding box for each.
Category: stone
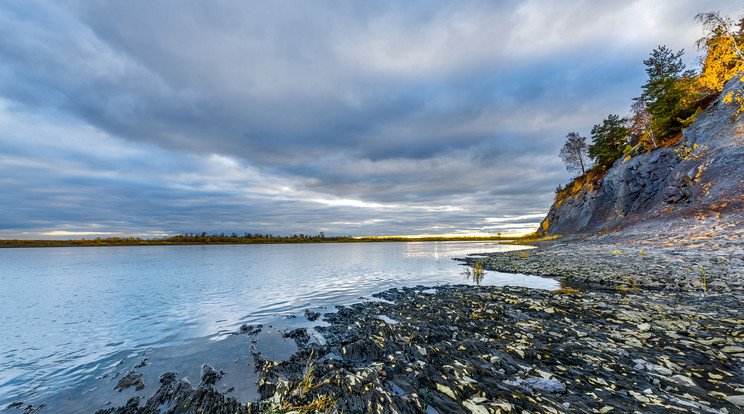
[725,395,744,407]
[463,398,489,414]
[304,309,321,321]
[436,383,457,400]
[200,364,224,386]
[524,377,565,393]
[114,370,145,392]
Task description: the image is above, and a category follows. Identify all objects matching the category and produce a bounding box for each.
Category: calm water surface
[0,241,557,409]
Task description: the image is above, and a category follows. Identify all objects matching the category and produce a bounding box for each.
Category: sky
[0,1,740,238]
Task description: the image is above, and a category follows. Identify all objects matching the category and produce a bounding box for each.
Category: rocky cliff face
[539,76,744,239]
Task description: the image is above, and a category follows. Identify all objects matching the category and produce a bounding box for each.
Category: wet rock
[200,364,224,386]
[235,323,262,335]
[524,377,565,393]
[304,309,321,321]
[113,370,145,392]
[21,404,46,414]
[97,237,744,413]
[725,395,744,407]
[158,371,178,384]
[282,327,310,347]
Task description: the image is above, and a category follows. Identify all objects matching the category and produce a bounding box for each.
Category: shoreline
[11,237,744,413]
[0,237,515,249]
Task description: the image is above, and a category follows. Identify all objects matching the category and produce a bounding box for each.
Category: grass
[498,234,563,245]
[553,287,583,295]
[261,351,338,414]
[463,263,486,284]
[699,265,707,293]
[616,281,640,291]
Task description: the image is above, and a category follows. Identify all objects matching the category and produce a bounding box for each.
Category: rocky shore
[467,234,744,294]
[51,238,744,413]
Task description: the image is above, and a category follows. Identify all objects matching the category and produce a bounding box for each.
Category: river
[0,241,558,411]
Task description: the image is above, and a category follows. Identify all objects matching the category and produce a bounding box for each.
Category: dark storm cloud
[0,0,740,237]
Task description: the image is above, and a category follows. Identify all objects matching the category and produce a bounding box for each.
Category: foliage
[0,233,515,248]
[559,132,592,175]
[698,265,707,294]
[674,141,710,160]
[723,89,744,115]
[695,12,744,96]
[463,262,485,285]
[616,280,640,291]
[588,114,629,167]
[636,46,697,139]
[546,11,743,237]
[261,351,338,414]
[628,99,658,151]
[500,234,563,244]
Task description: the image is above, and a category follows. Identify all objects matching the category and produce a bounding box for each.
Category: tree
[559,132,591,175]
[636,46,696,138]
[588,114,629,168]
[696,12,744,114]
[628,99,657,150]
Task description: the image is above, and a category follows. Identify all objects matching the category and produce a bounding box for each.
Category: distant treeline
[0,232,511,248]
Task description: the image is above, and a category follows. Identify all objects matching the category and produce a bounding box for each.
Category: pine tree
[588,114,629,168]
[636,46,696,138]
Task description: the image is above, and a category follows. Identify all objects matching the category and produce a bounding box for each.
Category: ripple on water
[0,242,555,409]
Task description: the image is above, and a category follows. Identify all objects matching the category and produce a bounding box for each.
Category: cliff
[539,76,744,239]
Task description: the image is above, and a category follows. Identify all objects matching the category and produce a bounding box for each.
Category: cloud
[0,0,740,237]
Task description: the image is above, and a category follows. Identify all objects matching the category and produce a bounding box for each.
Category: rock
[721,345,744,353]
[304,309,321,321]
[539,75,744,239]
[436,383,457,400]
[158,371,178,384]
[283,328,310,347]
[98,256,744,414]
[524,377,565,393]
[463,398,489,414]
[725,395,744,407]
[114,370,145,392]
[629,390,650,403]
[200,364,224,386]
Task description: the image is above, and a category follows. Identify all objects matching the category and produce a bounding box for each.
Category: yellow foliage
[697,33,743,93]
[553,288,582,295]
[695,14,744,114]
[675,141,710,160]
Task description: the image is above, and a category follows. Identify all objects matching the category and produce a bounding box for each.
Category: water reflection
[0,242,557,408]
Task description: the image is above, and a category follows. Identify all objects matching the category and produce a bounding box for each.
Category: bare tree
[629,99,657,149]
[559,132,591,175]
[696,12,744,61]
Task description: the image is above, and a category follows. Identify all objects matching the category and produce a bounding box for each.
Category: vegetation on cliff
[546,11,744,237]
[556,11,743,200]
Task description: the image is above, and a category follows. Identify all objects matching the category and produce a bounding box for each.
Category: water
[0,241,557,410]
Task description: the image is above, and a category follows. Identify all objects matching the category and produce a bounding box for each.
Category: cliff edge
[538,76,744,241]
